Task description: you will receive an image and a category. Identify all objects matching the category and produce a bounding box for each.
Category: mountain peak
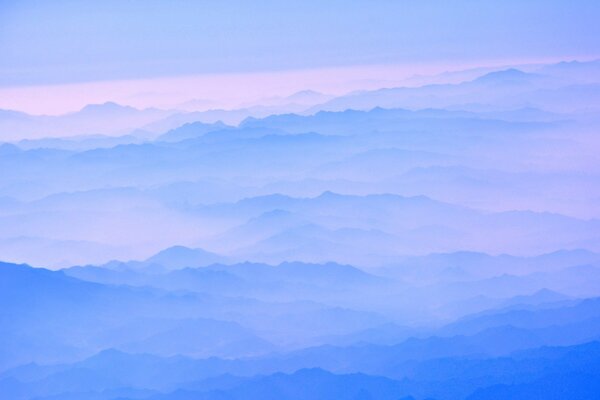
[78,102,137,114]
[0,143,22,155]
[145,246,227,269]
[317,190,343,199]
[473,68,539,84]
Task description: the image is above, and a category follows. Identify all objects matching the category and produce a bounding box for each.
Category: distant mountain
[214,261,381,287]
[75,101,139,116]
[307,68,592,113]
[0,143,22,155]
[143,368,406,400]
[15,133,148,151]
[119,318,275,358]
[0,102,175,140]
[144,246,229,269]
[389,166,600,219]
[199,191,600,261]
[467,371,600,400]
[240,106,558,141]
[499,288,571,308]
[0,261,116,368]
[471,68,544,85]
[379,249,600,283]
[2,57,600,400]
[315,147,456,179]
[210,191,468,222]
[285,90,333,105]
[66,259,387,304]
[0,261,273,368]
[441,297,600,336]
[4,338,600,399]
[157,121,233,142]
[538,59,600,83]
[0,108,32,121]
[2,298,599,399]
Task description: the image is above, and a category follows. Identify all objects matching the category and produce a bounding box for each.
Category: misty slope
[0,260,399,369]
[2,92,598,265]
[3,251,600,400]
[3,337,599,400]
[0,102,175,140]
[310,61,600,113]
[2,58,600,400]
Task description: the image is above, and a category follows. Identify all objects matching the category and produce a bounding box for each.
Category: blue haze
[1,3,600,400]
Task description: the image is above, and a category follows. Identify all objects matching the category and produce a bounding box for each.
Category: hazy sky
[1,0,599,113]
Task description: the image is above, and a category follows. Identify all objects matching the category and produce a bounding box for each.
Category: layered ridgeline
[1,60,599,399]
[1,254,600,400]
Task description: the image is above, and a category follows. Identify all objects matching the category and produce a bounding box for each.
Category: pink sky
[0,59,559,115]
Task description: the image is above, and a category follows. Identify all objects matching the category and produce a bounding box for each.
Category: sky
[1,0,599,114]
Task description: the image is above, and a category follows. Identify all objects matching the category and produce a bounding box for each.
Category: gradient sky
[1,0,599,113]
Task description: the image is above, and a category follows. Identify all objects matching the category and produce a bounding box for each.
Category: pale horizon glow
[0,56,580,116]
